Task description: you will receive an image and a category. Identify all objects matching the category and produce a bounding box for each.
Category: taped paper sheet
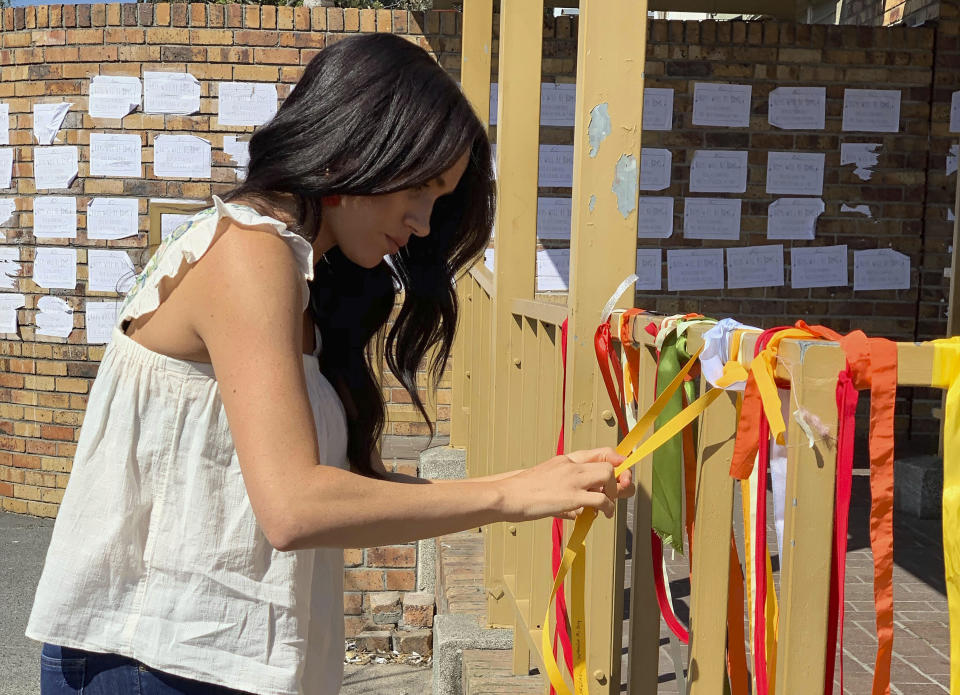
[33,248,77,289]
[0,148,11,189]
[154,135,211,179]
[538,145,574,188]
[643,88,674,131]
[637,196,674,239]
[791,244,848,289]
[36,296,73,338]
[88,249,136,293]
[33,103,71,145]
[952,91,960,134]
[726,244,784,289]
[639,148,672,191]
[768,86,826,130]
[144,72,201,115]
[853,249,910,291]
[89,133,142,178]
[767,197,824,240]
[87,198,139,240]
[540,83,577,127]
[34,146,78,190]
[667,248,724,291]
[840,142,881,181]
[766,151,825,196]
[0,198,15,229]
[0,246,20,290]
[89,76,142,120]
[635,248,662,291]
[33,196,77,239]
[0,103,8,145]
[536,197,571,240]
[85,301,122,344]
[683,197,741,240]
[218,82,278,127]
[536,248,569,291]
[842,88,901,133]
[949,144,959,177]
[223,136,250,180]
[0,292,24,333]
[692,83,752,127]
[689,150,748,193]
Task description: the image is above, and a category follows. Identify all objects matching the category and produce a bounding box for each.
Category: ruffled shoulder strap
[118,196,315,326]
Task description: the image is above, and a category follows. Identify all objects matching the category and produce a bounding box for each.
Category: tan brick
[253,47,298,65]
[145,27,188,44]
[232,65,279,82]
[367,545,416,568]
[261,4,276,30]
[31,29,65,46]
[155,2,170,26]
[344,548,363,567]
[344,568,385,591]
[26,500,59,518]
[385,569,416,591]
[360,9,376,33]
[189,3,205,27]
[189,28,232,45]
[21,374,54,390]
[65,28,102,44]
[234,29,277,47]
[277,6,293,30]
[54,377,88,394]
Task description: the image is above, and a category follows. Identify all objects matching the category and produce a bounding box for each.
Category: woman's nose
[406,209,431,237]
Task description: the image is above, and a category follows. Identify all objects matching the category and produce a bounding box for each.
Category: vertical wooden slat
[774,340,845,694]
[486,0,544,628]
[450,278,471,449]
[460,0,494,131]
[565,1,650,691]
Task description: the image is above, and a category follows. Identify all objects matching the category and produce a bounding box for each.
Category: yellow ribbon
[542,346,723,695]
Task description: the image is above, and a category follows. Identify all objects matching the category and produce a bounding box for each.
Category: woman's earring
[321,195,341,207]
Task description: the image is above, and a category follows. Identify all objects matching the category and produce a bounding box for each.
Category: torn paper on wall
[33,103,72,145]
[483,248,494,272]
[949,144,959,177]
[0,148,12,189]
[638,148,672,191]
[767,197,824,240]
[0,246,20,290]
[637,196,674,239]
[0,103,8,145]
[153,135,211,179]
[89,75,142,120]
[88,249,136,293]
[841,203,873,218]
[89,133,142,178]
[643,88,674,131]
[840,142,881,181]
[143,72,201,115]
[768,86,826,130]
[0,198,15,230]
[85,301,123,344]
[0,292,24,334]
[33,247,77,289]
[36,296,74,338]
[34,146,78,190]
[218,82,278,127]
[223,136,250,181]
[33,196,77,239]
[635,248,662,291]
[951,91,960,134]
[949,209,956,222]
[854,248,910,291]
[87,198,139,240]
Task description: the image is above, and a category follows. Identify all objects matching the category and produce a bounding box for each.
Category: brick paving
[442,471,951,694]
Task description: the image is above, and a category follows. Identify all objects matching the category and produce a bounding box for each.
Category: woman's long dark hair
[224,34,495,477]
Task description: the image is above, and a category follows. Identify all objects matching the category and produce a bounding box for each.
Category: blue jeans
[40,643,255,694]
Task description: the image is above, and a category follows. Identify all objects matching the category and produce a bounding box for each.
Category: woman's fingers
[566,446,625,467]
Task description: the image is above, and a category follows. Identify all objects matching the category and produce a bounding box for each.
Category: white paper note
[85,300,122,344]
[36,296,73,338]
[767,197,825,240]
[89,133,142,178]
[949,144,959,177]
[766,151,825,196]
[726,244,785,289]
[0,246,20,290]
[144,72,201,115]
[161,213,195,241]
[88,249,136,293]
[218,82,278,127]
[34,145,78,190]
[637,196,674,239]
[0,292,24,333]
[842,89,901,133]
[540,83,577,127]
[683,197,741,240]
[537,197,571,240]
[689,150,748,193]
[667,248,724,291]
[0,198,15,227]
[639,148,672,191]
[643,88,674,131]
[952,91,960,134]
[0,103,8,146]
[693,83,752,128]
[768,87,826,130]
[223,136,250,180]
[154,135,211,179]
[87,198,139,240]
[33,247,77,289]
[89,75,142,120]
[33,196,77,239]
[484,248,494,272]
[536,248,569,291]
[791,245,848,289]
[538,145,574,188]
[33,103,71,145]
[854,249,910,291]
[0,148,11,189]
[840,142,881,181]
[841,203,873,218]
[635,248,662,291]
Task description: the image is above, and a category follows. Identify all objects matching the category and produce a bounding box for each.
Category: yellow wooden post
[486,0,544,628]
[564,2,650,691]
[774,341,845,694]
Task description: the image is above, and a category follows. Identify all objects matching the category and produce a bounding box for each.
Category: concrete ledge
[431,613,512,695]
[895,455,943,519]
[417,446,467,593]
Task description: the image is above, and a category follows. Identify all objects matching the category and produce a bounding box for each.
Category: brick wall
[839,0,942,25]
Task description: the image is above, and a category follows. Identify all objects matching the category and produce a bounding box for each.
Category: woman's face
[318,151,471,269]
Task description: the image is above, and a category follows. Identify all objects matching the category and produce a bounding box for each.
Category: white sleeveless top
[26,197,349,695]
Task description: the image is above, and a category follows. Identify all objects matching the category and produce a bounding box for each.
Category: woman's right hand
[496,447,633,522]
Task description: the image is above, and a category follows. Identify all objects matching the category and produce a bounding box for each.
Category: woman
[26,34,633,695]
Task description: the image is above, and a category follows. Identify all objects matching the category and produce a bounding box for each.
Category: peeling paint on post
[612,153,638,218]
[588,103,611,158]
[589,194,596,212]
